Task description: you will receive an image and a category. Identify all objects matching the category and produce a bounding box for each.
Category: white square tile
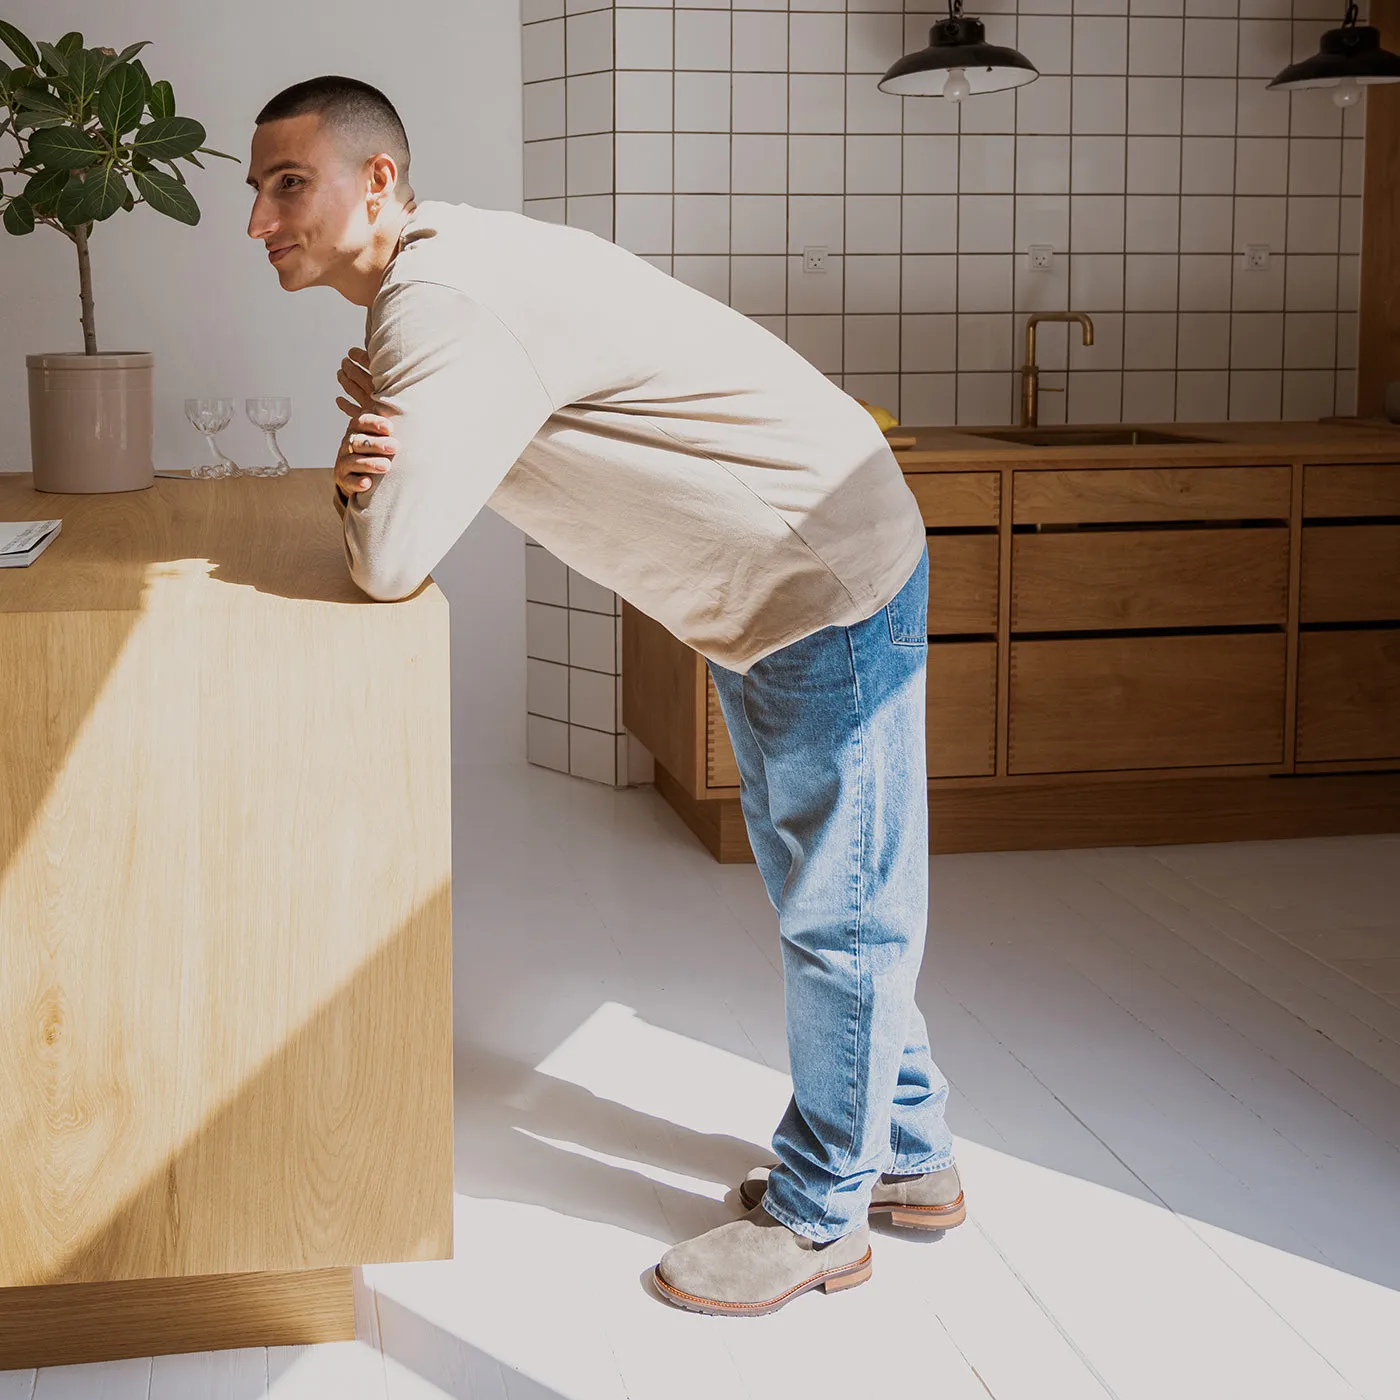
[1235,79,1290,136]
[615,133,673,192]
[1018,16,1074,73]
[788,135,843,192]
[958,87,1019,135]
[957,313,1016,370]
[1181,77,1237,134]
[957,371,1016,425]
[1233,195,1286,251]
[1339,197,1361,256]
[615,71,670,132]
[1181,136,1235,193]
[524,0,563,21]
[566,134,612,197]
[1284,254,1338,311]
[790,13,848,71]
[845,254,901,312]
[1229,369,1282,419]
[1341,140,1365,198]
[524,139,566,201]
[569,609,617,672]
[958,254,1016,311]
[902,255,959,312]
[1231,253,1285,310]
[1073,15,1128,71]
[732,194,787,253]
[1235,138,1290,196]
[622,730,654,787]
[1281,369,1336,421]
[732,73,788,133]
[1125,252,1178,309]
[1017,135,1071,194]
[902,89,962,134]
[1335,368,1357,416]
[1125,195,1179,251]
[567,72,613,136]
[1237,18,1292,77]
[1127,77,1182,133]
[787,314,844,371]
[1071,76,1128,134]
[1289,88,1343,138]
[1070,309,1123,367]
[523,19,565,83]
[527,714,570,773]
[1070,194,1126,251]
[847,12,903,73]
[1072,137,1127,194]
[1185,0,1237,14]
[1132,0,1185,15]
[959,196,1016,252]
[1179,195,1233,251]
[1229,311,1283,368]
[1123,311,1178,368]
[788,253,845,312]
[528,658,570,722]
[1122,368,1177,419]
[1129,16,1184,72]
[845,373,900,412]
[638,253,672,274]
[1127,136,1180,192]
[1289,139,1342,197]
[566,9,614,75]
[901,315,958,372]
[1283,311,1337,369]
[675,72,731,131]
[1177,368,1230,417]
[1177,310,1231,367]
[1016,194,1071,249]
[1178,252,1232,308]
[789,194,845,251]
[1016,252,1073,312]
[734,11,789,70]
[676,10,732,70]
[846,134,903,193]
[1337,311,1358,369]
[903,196,961,253]
[730,256,788,315]
[525,80,566,143]
[525,543,569,606]
[1182,17,1237,74]
[570,666,617,731]
[733,134,787,192]
[1286,197,1340,255]
[614,194,673,254]
[524,197,567,225]
[674,195,731,253]
[1078,0,1130,12]
[845,314,901,372]
[1337,254,1358,312]
[790,73,846,133]
[904,136,959,194]
[899,373,958,425]
[1067,370,1124,421]
[675,133,731,192]
[569,724,618,785]
[846,74,903,133]
[1017,74,1072,133]
[567,193,614,240]
[615,9,672,68]
[847,195,902,252]
[526,601,569,663]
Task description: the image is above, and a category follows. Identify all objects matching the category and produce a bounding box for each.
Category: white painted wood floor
[5,763,1399,1400]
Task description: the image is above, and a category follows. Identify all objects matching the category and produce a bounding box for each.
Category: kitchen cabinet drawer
[927,641,998,778]
[1012,527,1289,631]
[906,472,1000,528]
[1300,525,1400,623]
[1009,633,1287,773]
[929,534,999,634]
[1297,629,1400,762]
[1303,463,1400,518]
[1013,467,1291,525]
[707,672,740,789]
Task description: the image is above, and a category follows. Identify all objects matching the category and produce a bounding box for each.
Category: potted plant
[0,21,235,493]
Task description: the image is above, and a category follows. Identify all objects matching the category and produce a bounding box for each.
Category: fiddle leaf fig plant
[0,21,238,354]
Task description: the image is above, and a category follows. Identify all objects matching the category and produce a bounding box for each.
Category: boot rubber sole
[653,1247,874,1317]
[738,1182,966,1232]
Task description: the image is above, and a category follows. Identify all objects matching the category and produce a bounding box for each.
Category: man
[246,75,965,1318]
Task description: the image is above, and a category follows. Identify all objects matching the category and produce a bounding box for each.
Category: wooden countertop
[890,419,1400,470]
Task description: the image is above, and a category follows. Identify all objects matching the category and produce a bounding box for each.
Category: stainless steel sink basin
[967,427,1221,448]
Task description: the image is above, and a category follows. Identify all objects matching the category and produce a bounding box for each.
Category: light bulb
[1331,76,1362,107]
[942,68,971,102]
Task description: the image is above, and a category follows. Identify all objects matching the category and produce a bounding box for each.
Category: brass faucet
[1021,312,1094,426]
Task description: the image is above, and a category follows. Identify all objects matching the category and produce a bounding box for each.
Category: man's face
[246,114,370,292]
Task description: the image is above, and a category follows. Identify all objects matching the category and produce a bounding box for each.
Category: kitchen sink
[967,427,1221,448]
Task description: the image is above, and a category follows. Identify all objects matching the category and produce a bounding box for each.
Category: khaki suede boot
[739,1163,966,1231]
[653,1205,872,1317]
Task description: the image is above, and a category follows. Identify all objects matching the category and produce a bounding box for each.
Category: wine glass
[183,398,240,478]
[244,396,292,477]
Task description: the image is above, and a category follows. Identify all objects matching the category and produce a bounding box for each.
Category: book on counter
[0,519,61,568]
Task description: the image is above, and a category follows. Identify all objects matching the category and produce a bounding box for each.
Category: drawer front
[1300,525,1400,623]
[1303,463,1400,518]
[906,472,1000,528]
[1013,467,1291,525]
[707,673,741,789]
[1012,528,1289,631]
[927,642,997,778]
[1297,630,1400,762]
[929,534,999,634]
[1009,633,1287,774]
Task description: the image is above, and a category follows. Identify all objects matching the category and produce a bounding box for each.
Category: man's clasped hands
[334,346,397,498]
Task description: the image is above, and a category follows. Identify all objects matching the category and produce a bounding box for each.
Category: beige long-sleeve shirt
[334,199,926,672]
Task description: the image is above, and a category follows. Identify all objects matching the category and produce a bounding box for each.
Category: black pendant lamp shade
[878,0,1039,101]
[1267,0,1400,103]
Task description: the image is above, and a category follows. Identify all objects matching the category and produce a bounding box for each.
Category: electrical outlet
[1244,244,1271,270]
[1027,244,1054,271]
[803,245,829,273]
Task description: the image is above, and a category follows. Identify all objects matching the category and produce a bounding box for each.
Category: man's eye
[281,176,304,189]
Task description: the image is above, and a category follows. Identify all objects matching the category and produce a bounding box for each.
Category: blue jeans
[707,544,954,1244]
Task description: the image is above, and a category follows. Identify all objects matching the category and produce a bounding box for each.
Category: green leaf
[23,165,70,211]
[15,84,67,115]
[131,114,203,161]
[36,42,68,78]
[56,31,84,56]
[147,78,174,120]
[64,48,103,110]
[134,167,198,225]
[130,57,151,92]
[54,171,90,227]
[2,194,35,234]
[80,163,128,221]
[29,124,103,169]
[196,145,240,163]
[0,20,39,68]
[97,63,146,136]
[182,150,204,169]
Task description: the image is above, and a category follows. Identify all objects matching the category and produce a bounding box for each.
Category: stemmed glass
[184,398,240,478]
[244,396,292,477]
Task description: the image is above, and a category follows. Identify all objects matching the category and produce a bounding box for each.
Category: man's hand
[336,412,398,496]
[336,346,375,414]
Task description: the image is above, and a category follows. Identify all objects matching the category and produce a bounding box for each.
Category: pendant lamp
[877,0,1039,102]
[1267,0,1400,107]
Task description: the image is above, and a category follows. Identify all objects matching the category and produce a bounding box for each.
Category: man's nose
[247,196,276,240]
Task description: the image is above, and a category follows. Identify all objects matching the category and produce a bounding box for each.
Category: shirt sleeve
[338,279,556,601]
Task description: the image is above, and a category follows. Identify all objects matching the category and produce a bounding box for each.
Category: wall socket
[1244,244,1271,270]
[803,245,829,273]
[1027,244,1054,271]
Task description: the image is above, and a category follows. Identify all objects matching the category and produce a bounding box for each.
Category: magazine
[0,519,62,568]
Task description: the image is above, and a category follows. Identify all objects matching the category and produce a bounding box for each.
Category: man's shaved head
[255,76,413,201]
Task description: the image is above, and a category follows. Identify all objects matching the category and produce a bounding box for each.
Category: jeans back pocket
[885,546,929,646]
